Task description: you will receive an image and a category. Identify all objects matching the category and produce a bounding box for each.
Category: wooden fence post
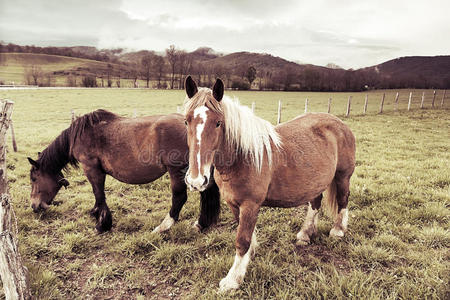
[304,98,308,113]
[363,94,368,115]
[71,109,75,123]
[345,96,351,117]
[408,92,412,111]
[379,93,385,114]
[251,102,255,113]
[327,98,332,113]
[420,91,425,109]
[394,92,399,111]
[0,100,32,300]
[133,109,138,118]
[10,120,17,152]
[441,90,446,107]
[277,100,282,124]
[431,90,436,108]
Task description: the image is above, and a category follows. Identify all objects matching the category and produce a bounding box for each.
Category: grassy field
[0,88,449,299]
[0,53,147,88]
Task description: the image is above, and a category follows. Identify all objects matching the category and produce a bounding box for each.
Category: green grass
[0,53,148,87]
[0,89,448,299]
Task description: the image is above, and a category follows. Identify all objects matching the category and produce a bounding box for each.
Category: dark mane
[37,109,119,174]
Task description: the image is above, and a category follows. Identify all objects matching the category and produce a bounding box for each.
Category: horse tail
[324,177,338,219]
[197,179,221,230]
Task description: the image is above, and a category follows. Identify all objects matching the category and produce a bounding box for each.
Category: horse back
[73,113,188,184]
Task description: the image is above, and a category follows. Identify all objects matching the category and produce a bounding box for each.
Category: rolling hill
[1,46,449,89]
[0,53,129,85]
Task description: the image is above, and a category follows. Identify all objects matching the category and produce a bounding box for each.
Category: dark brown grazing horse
[28,109,220,233]
[183,76,356,292]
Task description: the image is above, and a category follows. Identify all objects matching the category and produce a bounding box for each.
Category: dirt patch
[295,244,351,273]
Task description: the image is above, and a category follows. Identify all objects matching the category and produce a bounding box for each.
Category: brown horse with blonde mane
[28,109,220,233]
[183,76,356,291]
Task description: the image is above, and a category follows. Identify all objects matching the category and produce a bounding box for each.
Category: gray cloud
[0,0,448,68]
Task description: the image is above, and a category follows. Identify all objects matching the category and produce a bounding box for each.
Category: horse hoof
[296,239,310,247]
[90,207,100,219]
[152,214,175,233]
[329,228,345,237]
[296,231,310,246]
[219,277,240,292]
[192,221,203,233]
[96,209,112,233]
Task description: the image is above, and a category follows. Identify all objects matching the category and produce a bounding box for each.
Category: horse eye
[31,178,36,182]
[216,121,222,128]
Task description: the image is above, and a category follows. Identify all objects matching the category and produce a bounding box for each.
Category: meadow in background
[0,88,448,299]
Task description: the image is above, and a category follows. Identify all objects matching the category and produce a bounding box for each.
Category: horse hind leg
[329,173,351,238]
[296,194,322,246]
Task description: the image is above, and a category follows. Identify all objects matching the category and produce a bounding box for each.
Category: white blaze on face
[194,105,208,174]
[186,106,210,191]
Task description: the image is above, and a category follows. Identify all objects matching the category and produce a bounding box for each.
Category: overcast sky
[1,0,449,69]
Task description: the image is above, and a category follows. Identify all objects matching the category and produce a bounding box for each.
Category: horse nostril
[31,203,38,212]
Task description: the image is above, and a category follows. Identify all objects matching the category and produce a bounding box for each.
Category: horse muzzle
[185,174,209,192]
[31,201,50,213]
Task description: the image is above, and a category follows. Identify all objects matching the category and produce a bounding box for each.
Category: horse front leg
[219,200,260,292]
[84,165,111,233]
[153,167,187,233]
[194,180,221,232]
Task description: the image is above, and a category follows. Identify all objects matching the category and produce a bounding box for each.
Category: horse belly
[264,149,336,207]
[103,159,168,184]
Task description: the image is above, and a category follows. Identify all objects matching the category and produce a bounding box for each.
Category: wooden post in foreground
[441,90,446,107]
[345,96,352,117]
[379,93,385,114]
[251,102,255,113]
[394,92,399,111]
[10,120,17,152]
[408,92,412,111]
[0,100,31,300]
[420,92,425,109]
[304,98,308,113]
[431,90,436,108]
[277,100,282,124]
[363,94,368,115]
[71,109,75,123]
[327,98,332,114]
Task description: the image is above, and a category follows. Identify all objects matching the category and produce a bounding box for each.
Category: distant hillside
[366,56,450,88]
[0,53,128,85]
[1,42,449,90]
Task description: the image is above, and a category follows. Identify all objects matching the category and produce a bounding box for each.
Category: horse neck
[213,133,242,174]
[39,128,75,174]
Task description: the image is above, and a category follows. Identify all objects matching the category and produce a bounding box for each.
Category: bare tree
[66,75,77,87]
[166,45,179,89]
[246,66,257,88]
[153,55,165,89]
[178,51,193,89]
[141,54,153,88]
[24,65,43,86]
[107,63,113,87]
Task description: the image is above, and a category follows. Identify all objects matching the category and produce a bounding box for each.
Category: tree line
[1,42,448,90]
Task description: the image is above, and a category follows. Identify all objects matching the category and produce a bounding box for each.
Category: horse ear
[59,178,70,188]
[27,157,39,169]
[185,75,198,98]
[213,78,224,102]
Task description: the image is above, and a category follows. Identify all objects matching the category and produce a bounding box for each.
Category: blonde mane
[184,88,281,171]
